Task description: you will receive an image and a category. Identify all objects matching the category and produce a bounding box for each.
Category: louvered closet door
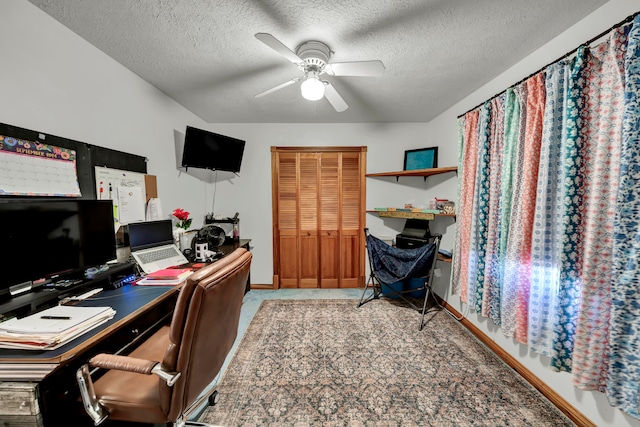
[272,147,366,289]
[275,152,299,288]
[299,153,319,288]
[319,153,339,288]
[340,152,362,288]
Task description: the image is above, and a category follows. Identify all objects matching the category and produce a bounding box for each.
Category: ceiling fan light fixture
[300,75,325,101]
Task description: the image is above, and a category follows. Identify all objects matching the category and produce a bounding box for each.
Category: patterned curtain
[453,14,640,420]
[528,61,568,356]
[608,15,640,418]
[469,104,492,311]
[571,24,629,392]
[480,95,505,319]
[514,73,546,344]
[496,88,521,327]
[550,47,586,372]
[501,83,528,338]
[452,111,480,300]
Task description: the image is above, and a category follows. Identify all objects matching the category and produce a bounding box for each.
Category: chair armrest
[77,354,183,425]
[89,354,157,375]
[90,353,181,386]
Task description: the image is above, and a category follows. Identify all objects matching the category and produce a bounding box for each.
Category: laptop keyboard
[138,247,180,264]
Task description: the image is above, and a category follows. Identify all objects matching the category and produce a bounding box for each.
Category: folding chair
[358,228,441,330]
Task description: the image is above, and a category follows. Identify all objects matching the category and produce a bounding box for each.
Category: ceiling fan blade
[255,78,300,98]
[255,33,304,65]
[326,61,385,77]
[323,82,349,112]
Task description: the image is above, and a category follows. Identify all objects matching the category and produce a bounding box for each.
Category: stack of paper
[136,268,192,286]
[0,306,116,350]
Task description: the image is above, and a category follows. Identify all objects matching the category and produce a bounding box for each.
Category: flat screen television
[181,126,245,173]
[0,199,116,296]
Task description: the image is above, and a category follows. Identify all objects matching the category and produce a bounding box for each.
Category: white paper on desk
[146,197,163,221]
[0,306,114,334]
[0,317,112,351]
[117,186,145,225]
[136,277,183,286]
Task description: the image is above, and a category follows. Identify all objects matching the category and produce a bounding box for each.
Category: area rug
[199,299,575,426]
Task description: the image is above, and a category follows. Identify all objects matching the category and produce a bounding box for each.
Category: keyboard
[138,247,180,264]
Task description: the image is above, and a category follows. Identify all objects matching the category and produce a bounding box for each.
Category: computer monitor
[0,199,116,296]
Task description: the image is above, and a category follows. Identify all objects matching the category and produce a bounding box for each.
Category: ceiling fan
[254,33,385,112]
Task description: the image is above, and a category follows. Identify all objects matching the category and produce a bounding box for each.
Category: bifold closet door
[274,151,299,288]
[272,147,366,289]
[319,153,339,288]
[339,152,362,288]
[299,153,319,288]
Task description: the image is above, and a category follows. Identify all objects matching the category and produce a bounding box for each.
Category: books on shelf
[0,305,116,350]
[373,207,441,214]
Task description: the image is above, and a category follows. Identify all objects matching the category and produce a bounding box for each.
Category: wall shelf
[366,210,455,220]
[366,166,457,180]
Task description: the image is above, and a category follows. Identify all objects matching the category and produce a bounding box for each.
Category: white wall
[3,0,638,425]
[427,1,640,426]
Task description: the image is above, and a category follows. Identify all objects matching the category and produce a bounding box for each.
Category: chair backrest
[160,248,252,420]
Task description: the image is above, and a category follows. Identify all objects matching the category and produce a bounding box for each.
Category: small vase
[173,228,185,246]
[180,230,197,251]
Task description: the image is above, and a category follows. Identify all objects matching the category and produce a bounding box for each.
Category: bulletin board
[95,166,147,226]
[94,167,146,201]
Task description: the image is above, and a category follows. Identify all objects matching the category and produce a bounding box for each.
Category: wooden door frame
[271,146,366,289]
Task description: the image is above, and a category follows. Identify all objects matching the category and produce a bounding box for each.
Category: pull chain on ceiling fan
[254,33,385,112]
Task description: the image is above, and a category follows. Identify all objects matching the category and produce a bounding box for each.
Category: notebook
[128,220,189,274]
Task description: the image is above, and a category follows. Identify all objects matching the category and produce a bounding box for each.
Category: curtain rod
[457,10,640,119]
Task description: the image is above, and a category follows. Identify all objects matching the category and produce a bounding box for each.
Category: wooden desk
[0,284,178,427]
[184,239,251,292]
[218,239,251,292]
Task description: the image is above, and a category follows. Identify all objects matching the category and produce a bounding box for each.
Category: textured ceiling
[28,0,607,123]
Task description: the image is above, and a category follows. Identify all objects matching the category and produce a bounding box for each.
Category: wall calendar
[0,135,81,197]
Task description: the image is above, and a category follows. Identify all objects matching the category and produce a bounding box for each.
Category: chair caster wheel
[208,390,219,406]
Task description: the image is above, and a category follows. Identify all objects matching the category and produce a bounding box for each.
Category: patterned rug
[199,299,575,426]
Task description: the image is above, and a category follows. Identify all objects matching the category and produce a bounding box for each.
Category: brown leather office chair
[76,248,252,426]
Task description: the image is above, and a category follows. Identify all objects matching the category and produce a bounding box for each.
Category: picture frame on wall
[403,147,438,170]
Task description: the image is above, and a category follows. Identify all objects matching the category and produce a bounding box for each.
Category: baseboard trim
[439,300,595,427]
[249,284,275,290]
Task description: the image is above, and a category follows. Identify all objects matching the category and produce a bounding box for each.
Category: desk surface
[0,284,177,367]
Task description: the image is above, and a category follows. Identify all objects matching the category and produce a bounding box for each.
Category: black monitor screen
[181,126,245,173]
[0,199,116,295]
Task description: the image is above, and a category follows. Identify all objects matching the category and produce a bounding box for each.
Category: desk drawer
[0,382,40,416]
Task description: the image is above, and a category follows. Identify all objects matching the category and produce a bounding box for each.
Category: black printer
[396,219,432,249]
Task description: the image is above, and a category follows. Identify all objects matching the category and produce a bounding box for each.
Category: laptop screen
[128,220,174,252]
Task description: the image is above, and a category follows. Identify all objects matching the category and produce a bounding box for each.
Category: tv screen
[0,199,116,296]
[181,126,245,173]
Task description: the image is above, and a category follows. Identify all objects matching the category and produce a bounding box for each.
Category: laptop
[128,220,189,274]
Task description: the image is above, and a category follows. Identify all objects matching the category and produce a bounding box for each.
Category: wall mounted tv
[0,199,117,297]
[181,126,246,173]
